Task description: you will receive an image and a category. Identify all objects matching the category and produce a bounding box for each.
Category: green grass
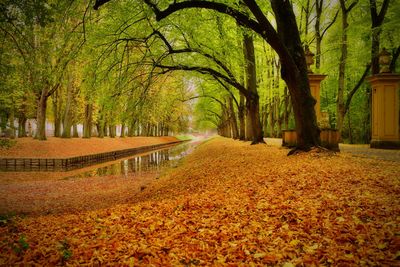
[175,135,194,141]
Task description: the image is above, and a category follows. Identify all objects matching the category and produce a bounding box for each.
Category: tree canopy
[0,0,398,147]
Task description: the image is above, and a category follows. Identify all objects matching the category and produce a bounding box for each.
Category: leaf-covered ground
[1,137,399,265]
[0,136,179,158]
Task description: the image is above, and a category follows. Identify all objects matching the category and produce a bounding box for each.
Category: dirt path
[264,138,400,162]
[339,144,400,162]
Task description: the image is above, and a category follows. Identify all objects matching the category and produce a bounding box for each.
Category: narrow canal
[0,140,202,215]
[63,140,199,179]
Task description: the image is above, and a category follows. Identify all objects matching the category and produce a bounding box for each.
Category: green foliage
[1,0,398,142]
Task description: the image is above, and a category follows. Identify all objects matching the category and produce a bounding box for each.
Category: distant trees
[0,0,192,139]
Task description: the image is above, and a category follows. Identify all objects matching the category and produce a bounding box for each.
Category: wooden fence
[0,140,183,172]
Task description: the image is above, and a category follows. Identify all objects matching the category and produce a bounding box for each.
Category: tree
[337,0,358,140]
[1,1,86,140]
[94,0,321,150]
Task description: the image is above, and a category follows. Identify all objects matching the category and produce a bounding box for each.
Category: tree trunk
[62,74,73,138]
[283,86,289,129]
[104,122,109,137]
[121,123,126,137]
[337,1,349,141]
[271,0,320,150]
[128,119,136,136]
[18,115,27,138]
[72,124,79,138]
[9,106,15,139]
[246,93,264,144]
[269,100,275,137]
[229,97,239,139]
[315,0,322,70]
[35,88,48,140]
[97,122,104,138]
[109,125,116,138]
[83,103,93,138]
[243,31,264,144]
[52,90,62,137]
[275,95,282,137]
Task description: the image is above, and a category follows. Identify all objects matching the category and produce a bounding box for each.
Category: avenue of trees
[1,0,399,149]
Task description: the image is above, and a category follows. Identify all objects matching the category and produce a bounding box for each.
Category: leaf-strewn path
[1,137,399,265]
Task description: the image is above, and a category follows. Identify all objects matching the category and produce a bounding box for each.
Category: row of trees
[1,0,399,150]
[0,0,192,140]
[94,0,399,148]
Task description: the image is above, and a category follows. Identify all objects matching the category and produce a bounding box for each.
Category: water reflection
[64,141,197,179]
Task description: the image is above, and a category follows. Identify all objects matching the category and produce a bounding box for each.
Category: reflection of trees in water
[72,142,196,179]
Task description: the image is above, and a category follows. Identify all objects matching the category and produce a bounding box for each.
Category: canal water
[62,140,200,180]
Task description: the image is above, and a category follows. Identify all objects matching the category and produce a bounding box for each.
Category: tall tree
[337,0,358,139]
[94,0,321,150]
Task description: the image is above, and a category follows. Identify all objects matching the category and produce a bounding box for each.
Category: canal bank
[0,137,186,171]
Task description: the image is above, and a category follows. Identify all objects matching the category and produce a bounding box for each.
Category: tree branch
[321,9,339,38]
[377,0,390,25]
[154,63,247,95]
[344,63,371,115]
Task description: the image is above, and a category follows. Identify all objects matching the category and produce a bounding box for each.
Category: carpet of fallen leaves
[1,137,400,266]
[0,136,179,158]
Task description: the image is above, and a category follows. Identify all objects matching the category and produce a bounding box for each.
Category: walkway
[264,138,400,162]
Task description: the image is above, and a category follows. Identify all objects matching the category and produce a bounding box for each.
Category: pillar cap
[308,74,327,82]
[366,73,400,83]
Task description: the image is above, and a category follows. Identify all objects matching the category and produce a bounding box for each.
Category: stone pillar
[282,46,338,151]
[308,74,327,122]
[366,74,400,148]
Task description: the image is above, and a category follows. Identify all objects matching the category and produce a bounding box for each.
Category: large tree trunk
[35,88,48,140]
[243,32,264,144]
[271,0,320,150]
[246,92,263,144]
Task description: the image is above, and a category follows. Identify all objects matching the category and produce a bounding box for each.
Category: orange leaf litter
[0,137,399,265]
[0,136,179,158]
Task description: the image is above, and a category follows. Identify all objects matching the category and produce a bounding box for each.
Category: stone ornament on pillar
[366,48,400,149]
[305,45,315,74]
[379,48,391,73]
